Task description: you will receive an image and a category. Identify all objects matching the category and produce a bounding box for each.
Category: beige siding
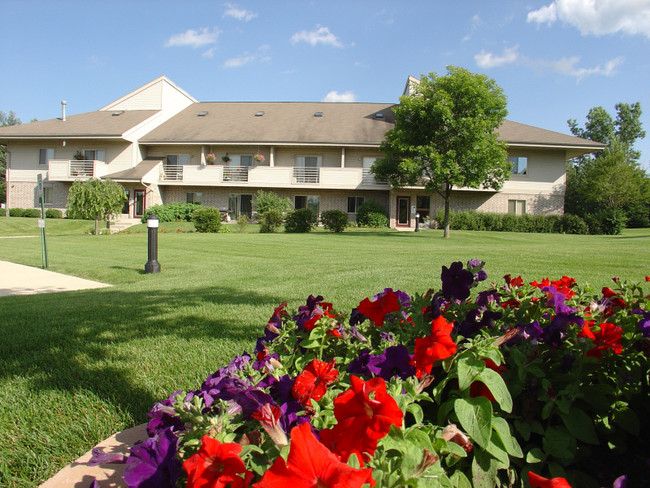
[107,82,163,111]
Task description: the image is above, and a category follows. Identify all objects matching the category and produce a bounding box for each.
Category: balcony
[157,164,390,189]
[48,160,108,181]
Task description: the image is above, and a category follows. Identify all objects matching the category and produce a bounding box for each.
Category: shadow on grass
[0,284,283,423]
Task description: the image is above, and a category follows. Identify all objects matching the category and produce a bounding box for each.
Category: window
[83,149,106,161]
[166,154,190,166]
[416,195,430,222]
[228,194,252,218]
[508,199,527,215]
[186,192,202,205]
[40,187,53,206]
[39,148,54,165]
[227,155,253,166]
[347,196,364,213]
[509,156,527,175]
[296,156,321,167]
[295,195,319,216]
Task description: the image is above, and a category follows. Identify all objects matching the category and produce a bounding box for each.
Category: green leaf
[526,447,545,464]
[471,448,499,488]
[450,471,472,488]
[406,402,424,425]
[454,397,492,449]
[543,426,576,460]
[485,433,510,468]
[491,416,523,458]
[614,408,640,436]
[457,356,484,390]
[560,407,599,445]
[514,419,531,442]
[474,368,512,413]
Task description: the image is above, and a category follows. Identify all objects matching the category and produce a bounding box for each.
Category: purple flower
[379,331,396,344]
[467,259,488,282]
[349,307,367,326]
[146,391,186,437]
[542,313,583,347]
[294,295,326,331]
[518,321,544,345]
[349,325,368,343]
[347,350,374,377]
[441,261,474,301]
[368,345,416,381]
[612,475,627,488]
[476,289,501,308]
[88,447,128,466]
[424,291,447,320]
[123,428,181,488]
[541,285,575,314]
[633,308,650,337]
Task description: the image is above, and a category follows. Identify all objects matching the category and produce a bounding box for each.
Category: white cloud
[474,46,520,68]
[222,46,272,68]
[290,26,344,47]
[527,0,650,38]
[202,47,217,59]
[165,28,220,48]
[529,55,624,81]
[321,90,357,102]
[223,3,257,21]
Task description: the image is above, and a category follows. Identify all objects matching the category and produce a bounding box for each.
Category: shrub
[356,200,388,227]
[365,212,389,228]
[191,207,222,233]
[624,203,650,228]
[255,190,291,215]
[559,213,589,234]
[320,210,348,232]
[45,209,63,218]
[259,209,284,233]
[584,209,627,235]
[284,208,316,233]
[236,214,249,233]
[142,203,203,223]
[9,208,25,217]
[23,208,42,218]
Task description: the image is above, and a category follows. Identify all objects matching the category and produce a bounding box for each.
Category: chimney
[61,100,67,121]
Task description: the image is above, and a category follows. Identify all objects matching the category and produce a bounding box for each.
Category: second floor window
[39,148,54,165]
[510,156,527,175]
[82,149,106,161]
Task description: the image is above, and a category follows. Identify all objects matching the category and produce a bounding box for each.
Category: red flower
[500,299,520,309]
[530,278,551,289]
[319,376,403,463]
[602,287,618,298]
[292,359,339,406]
[357,290,401,327]
[183,435,252,488]
[254,422,374,488]
[580,322,623,359]
[470,359,506,402]
[645,276,650,282]
[528,471,572,488]
[411,315,457,378]
[552,276,577,299]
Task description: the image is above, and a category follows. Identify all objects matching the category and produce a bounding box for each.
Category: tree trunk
[443,183,451,238]
[94,214,99,236]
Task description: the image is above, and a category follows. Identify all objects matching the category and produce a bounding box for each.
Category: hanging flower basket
[253,153,265,164]
[205,153,216,165]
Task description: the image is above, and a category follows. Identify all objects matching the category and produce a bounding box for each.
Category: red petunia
[319,375,403,463]
[528,471,572,488]
[254,422,374,488]
[579,322,623,359]
[357,290,401,327]
[470,359,507,402]
[292,359,339,406]
[411,315,457,378]
[183,435,253,488]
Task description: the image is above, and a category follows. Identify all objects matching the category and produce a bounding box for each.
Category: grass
[0,217,649,487]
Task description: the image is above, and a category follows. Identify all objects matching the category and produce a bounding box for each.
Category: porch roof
[104,159,162,181]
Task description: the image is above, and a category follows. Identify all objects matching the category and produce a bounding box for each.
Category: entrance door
[397,196,410,227]
[134,190,145,218]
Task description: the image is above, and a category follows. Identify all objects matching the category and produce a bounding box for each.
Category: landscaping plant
[89,260,649,487]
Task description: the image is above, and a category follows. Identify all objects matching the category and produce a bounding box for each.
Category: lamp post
[145,215,161,274]
[415,213,420,232]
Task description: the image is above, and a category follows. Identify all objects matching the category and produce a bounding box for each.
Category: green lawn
[0,218,649,487]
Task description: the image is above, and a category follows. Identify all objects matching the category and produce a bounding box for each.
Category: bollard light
[145,214,161,274]
[415,212,420,232]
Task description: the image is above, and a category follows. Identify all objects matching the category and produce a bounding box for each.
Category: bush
[23,208,42,218]
[284,208,316,233]
[142,203,203,223]
[236,214,249,233]
[559,213,589,234]
[45,209,63,219]
[624,203,650,228]
[356,200,388,227]
[585,209,627,235]
[191,207,222,233]
[259,209,284,233]
[255,190,291,215]
[365,212,389,228]
[8,208,25,217]
[320,210,348,232]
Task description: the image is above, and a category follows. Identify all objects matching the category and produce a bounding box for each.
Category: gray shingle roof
[0,110,159,139]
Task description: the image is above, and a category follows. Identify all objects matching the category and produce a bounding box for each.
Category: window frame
[509,156,528,175]
[39,148,54,165]
[186,192,203,205]
[347,196,365,213]
[508,199,527,215]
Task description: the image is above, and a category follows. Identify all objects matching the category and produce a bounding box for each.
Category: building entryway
[396,196,410,227]
[134,190,145,218]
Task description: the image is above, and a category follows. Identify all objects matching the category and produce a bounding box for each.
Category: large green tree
[372,66,509,238]
[1,110,22,205]
[566,103,649,221]
[66,178,126,235]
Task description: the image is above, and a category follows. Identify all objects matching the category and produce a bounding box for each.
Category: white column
[341,147,346,168]
[270,147,275,167]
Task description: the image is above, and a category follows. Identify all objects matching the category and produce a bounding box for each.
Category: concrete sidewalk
[0,261,111,297]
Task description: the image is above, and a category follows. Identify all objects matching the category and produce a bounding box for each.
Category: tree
[566,103,650,221]
[66,178,126,235]
[372,66,509,238]
[0,110,22,205]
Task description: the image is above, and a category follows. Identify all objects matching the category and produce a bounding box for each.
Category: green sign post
[37,174,48,269]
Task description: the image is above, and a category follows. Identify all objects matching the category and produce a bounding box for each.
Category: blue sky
[2,0,649,167]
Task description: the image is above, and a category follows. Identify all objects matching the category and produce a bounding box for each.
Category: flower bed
[91,261,649,487]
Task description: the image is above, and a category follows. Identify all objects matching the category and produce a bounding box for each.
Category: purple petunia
[123,428,181,488]
[347,349,374,378]
[633,308,650,337]
[467,259,488,283]
[542,313,584,347]
[367,345,416,381]
[441,261,474,301]
[293,294,326,331]
[541,285,575,314]
[146,391,186,437]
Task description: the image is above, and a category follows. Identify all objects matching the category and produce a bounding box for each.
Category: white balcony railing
[222,166,249,182]
[362,168,388,185]
[293,167,320,184]
[162,164,183,180]
[48,159,107,180]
